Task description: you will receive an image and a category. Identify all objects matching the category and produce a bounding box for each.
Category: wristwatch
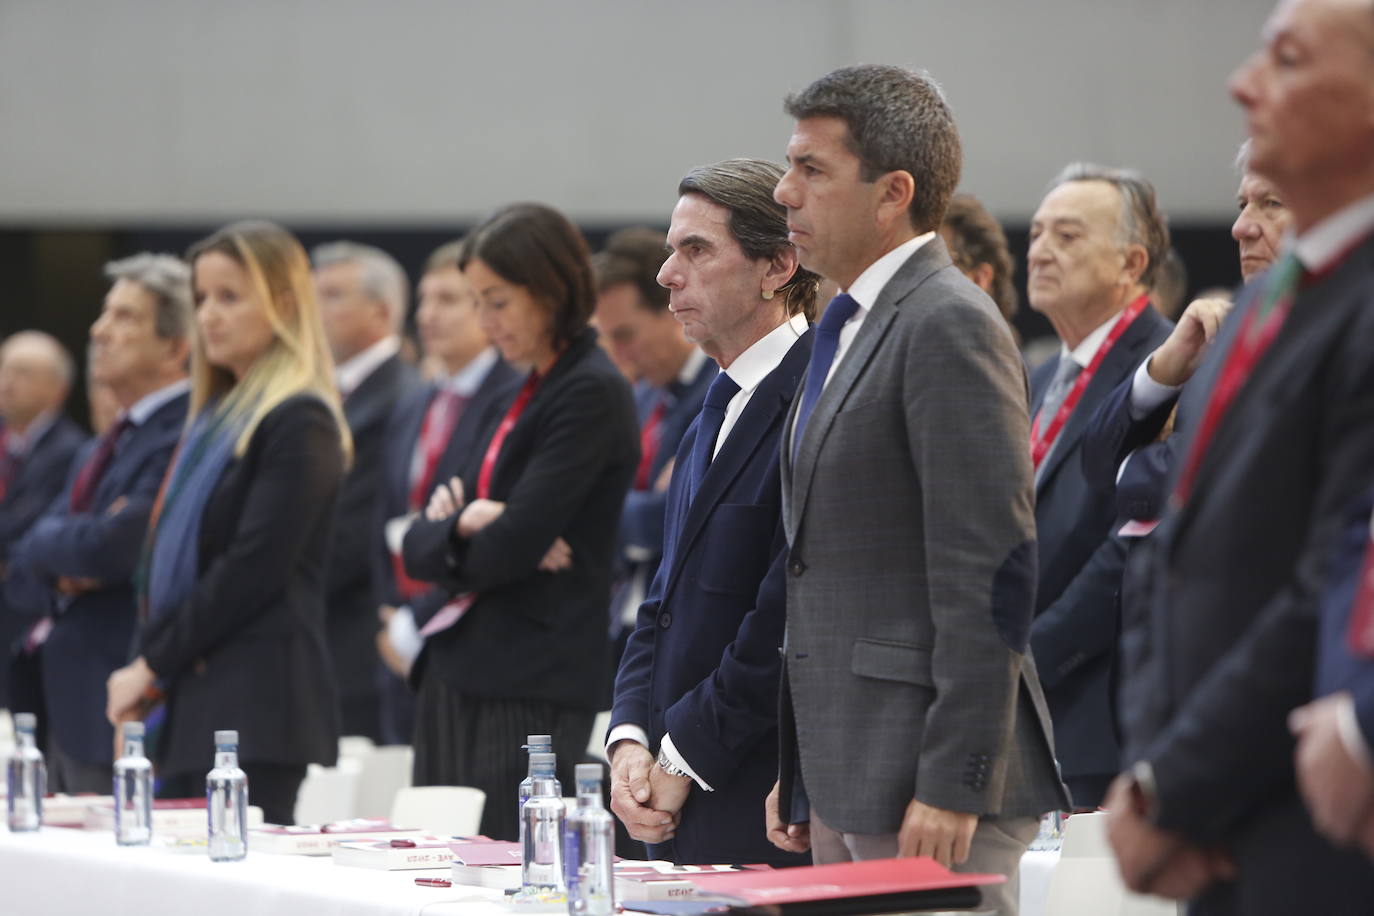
[656,747,693,780]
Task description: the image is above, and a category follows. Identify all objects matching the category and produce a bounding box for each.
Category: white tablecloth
[0,825,510,916]
[0,824,1060,916]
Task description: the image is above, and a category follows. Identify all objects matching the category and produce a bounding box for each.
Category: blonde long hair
[186,221,353,463]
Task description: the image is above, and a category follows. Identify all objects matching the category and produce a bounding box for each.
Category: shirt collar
[439,347,499,398]
[4,409,57,457]
[1062,312,1122,370]
[843,232,936,312]
[127,378,189,427]
[335,335,401,398]
[1292,193,1374,275]
[676,347,709,387]
[720,313,808,395]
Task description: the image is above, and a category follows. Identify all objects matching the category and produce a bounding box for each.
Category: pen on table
[415,878,452,888]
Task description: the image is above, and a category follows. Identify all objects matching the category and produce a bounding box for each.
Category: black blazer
[373,356,522,623]
[612,329,812,866]
[324,353,418,699]
[1026,304,1170,797]
[402,329,638,712]
[1122,237,1374,908]
[1079,365,1187,523]
[140,394,345,776]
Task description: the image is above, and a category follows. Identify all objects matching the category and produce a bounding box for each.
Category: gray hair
[1049,162,1171,288]
[103,253,192,340]
[785,64,962,233]
[1234,139,1252,174]
[1,331,75,389]
[312,241,409,331]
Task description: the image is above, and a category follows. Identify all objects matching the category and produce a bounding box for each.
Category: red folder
[683,857,1002,915]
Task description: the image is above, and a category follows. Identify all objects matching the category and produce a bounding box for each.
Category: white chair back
[389,785,486,836]
[292,761,361,825]
[353,744,414,819]
[1044,812,1181,916]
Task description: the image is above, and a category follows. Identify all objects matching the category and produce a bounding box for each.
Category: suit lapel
[1035,310,1161,491]
[667,332,811,600]
[390,385,436,510]
[790,240,951,533]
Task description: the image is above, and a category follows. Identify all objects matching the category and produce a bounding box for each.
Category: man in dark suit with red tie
[313,241,420,741]
[0,332,87,717]
[609,159,814,866]
[5,254,190,792]
[372,240,518,745]
[1024,164,1173,808]
[1106,1,1374,911]
[591,228,715,671]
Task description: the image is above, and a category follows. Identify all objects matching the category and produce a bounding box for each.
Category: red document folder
[682,857,1002,915]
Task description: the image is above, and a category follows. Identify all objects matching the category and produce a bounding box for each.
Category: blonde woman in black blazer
[107,222,349,825]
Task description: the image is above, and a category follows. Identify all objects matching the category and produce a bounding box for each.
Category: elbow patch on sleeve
[991,539,1037,652]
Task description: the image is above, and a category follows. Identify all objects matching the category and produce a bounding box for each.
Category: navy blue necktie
[687,371,741,501]
[793,293,861,460]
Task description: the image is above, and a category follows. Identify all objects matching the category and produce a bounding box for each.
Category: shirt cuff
[1129,357,1182,420]
[1116,450,1135,485]
[1336,692,1374,772]
[387,606,424,665]
[660,732,713,792]
[605,724,651,758]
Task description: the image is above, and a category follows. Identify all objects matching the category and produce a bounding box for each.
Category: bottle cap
[123,721,145,738]
[575,763,602,783]
[13,712,36,730]
[525,734,552,748]
[529,751,556,771]
[214,729,238,746]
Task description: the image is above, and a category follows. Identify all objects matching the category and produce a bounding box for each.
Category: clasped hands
[1290,692,1374,858]
[609,741,690,844]
[423,476,571,572]
[1104,774,1234,899]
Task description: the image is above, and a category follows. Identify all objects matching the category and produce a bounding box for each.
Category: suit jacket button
[659,612,673,629]
[788,559,806,577]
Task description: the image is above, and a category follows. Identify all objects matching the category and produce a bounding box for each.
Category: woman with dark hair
[402,203,639,840]
[106,221,349,825]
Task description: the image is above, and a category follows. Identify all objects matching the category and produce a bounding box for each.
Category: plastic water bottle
[518,734,558,828]
[564,763,615,915]
[519,751,565,898]
[6,712,46,832]
[206,729,248,861]
[113,721,153,845]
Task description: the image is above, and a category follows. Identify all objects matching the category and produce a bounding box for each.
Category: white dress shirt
[335,335,401,399]
[127,378,190,427]
[821,231,934,391]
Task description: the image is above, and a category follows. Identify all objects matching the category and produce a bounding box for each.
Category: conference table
[0,823,1062,916]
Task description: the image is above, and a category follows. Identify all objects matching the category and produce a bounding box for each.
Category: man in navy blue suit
[0,332,87,715]
[608,158,816,866]
[5,253,191,792]
[1024,164,1173,808]
[372,239,518,745]
[592,228,715,666]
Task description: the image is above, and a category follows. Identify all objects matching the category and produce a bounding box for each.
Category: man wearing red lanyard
[1105,0,1374,911]
[1024,163,1173,809]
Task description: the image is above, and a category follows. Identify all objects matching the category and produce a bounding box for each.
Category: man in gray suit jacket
[766,65,1068,914]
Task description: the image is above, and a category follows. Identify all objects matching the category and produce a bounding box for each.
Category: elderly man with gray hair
[0,331,88,717]
[5,253,192,792]
[312,241,419,740]
[1023,164,1175,809]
